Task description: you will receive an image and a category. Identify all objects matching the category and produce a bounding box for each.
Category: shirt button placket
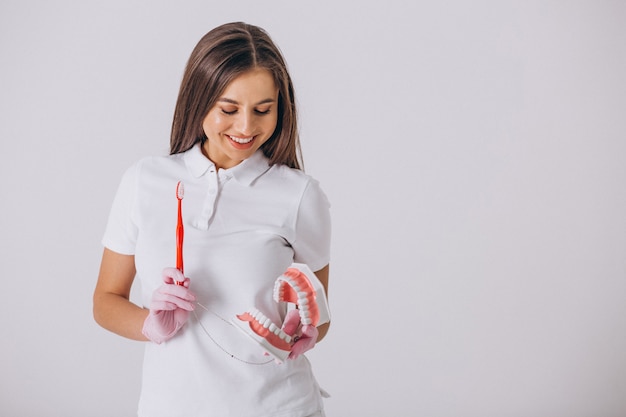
[195,167,219,230]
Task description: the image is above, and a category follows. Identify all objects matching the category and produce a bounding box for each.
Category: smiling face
[201,68,279,170]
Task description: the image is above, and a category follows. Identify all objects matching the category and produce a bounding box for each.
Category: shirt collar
[184,143,213,178]
[183,143,270,185]
[227,148,271,185]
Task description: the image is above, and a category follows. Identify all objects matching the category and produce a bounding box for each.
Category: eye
[255,108,272,115]
[221,107,237,115]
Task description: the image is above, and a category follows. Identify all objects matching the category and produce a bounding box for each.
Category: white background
[1,1,625,416]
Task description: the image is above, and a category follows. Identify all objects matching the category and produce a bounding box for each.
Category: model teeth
[236,266,328,356]
[229,135,254,144]
[273,272,321,329]
[247,308,292,343]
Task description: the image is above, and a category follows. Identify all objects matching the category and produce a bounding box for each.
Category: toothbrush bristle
[176,181,184,200]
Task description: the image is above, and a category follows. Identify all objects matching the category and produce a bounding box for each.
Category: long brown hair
[170,22,302,169]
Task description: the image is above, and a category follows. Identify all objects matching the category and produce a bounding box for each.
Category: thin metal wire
[193,302,273,366]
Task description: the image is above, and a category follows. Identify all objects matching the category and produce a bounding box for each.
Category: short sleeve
[291,178,331,272]
[101,162,140,255]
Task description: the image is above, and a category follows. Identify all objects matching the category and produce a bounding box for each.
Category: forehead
[220,68,278,101]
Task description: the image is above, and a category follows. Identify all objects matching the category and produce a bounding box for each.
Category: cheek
[264,115,279,133]
[203,114,228,134]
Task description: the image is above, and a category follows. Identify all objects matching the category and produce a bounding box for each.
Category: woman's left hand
[281,309,319,360]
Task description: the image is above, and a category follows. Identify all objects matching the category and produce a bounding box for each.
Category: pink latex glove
[142,267,196,344]
[282,309,319,360]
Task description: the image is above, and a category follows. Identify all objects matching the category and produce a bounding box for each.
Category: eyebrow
[217,98,276,105]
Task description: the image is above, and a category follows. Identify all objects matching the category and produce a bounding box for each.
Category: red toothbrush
[175,181,185,285]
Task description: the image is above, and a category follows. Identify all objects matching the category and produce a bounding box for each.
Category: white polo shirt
[102,143,331,417]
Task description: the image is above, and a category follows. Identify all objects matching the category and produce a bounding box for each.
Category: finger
[150,299,180,311]
[152,292,196,311]
[162,267,185,284]
[288,326,318,360]
[301,325,318,339]
[288,338,313,359]
[288,348,300,360]
[158,284,197,302]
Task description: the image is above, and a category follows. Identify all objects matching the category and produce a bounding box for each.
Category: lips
[226,134,255,149]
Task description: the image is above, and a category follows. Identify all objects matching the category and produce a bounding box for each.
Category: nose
[234,112,255,136]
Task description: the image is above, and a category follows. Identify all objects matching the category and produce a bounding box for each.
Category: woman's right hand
[142,267,196,344]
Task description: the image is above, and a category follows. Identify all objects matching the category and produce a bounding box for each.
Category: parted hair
[169,22,302,169]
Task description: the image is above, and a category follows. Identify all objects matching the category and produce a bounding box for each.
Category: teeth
[229,135,254,144]
[246,309,292,344]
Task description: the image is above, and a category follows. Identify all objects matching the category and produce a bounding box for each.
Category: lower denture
[236,311,292,351]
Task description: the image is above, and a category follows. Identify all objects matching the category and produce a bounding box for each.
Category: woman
[93,22,331,417]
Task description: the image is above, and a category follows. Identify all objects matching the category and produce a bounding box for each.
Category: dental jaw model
[233,263,330,361]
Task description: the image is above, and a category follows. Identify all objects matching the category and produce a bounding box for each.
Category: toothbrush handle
[175,200,184,285]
